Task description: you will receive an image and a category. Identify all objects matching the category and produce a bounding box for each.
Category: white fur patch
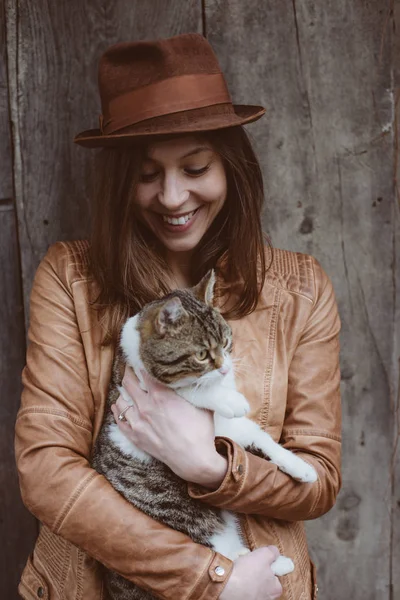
[209,510,249,561]
[108,422,152,463]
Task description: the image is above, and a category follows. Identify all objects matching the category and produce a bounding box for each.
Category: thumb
[266,545,280,562]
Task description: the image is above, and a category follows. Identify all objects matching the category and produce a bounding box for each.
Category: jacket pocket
[310,559,318,599]
[18,553,49,600]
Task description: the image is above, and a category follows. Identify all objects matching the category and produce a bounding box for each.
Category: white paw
[289,459,318,483]
[235,547,251,559]
[271,556,295,576]
[216,395,250,418]
[274,454,318,483]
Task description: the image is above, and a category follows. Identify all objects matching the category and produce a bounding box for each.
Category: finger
[266,545,280,562]
[115,393,136,415]
[122,366,147,399]
[140,369,165,392]
[111,402,134,431]
[114,393,137,428]
[124,363,140,382]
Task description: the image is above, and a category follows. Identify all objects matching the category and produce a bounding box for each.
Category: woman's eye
[139,172,159,183]
[185,165,210,176]
[139,166,210,183]
[195,349,208,361]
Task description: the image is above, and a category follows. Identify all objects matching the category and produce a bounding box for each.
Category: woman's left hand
[111,365,228,488]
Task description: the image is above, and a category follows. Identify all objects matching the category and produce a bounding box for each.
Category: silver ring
[118,405,132,422]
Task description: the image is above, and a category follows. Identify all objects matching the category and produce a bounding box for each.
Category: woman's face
[135,135,227,254]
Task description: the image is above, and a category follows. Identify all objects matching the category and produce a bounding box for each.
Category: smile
[162,208,200,225]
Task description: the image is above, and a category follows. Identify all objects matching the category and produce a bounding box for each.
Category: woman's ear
[191,269,215,306]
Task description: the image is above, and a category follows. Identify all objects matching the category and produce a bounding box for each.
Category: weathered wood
[205,1,395,599]
[0,0,12,199]
[4,0,202,327]
[1,3,38,599]
[391,2,400,598]
[0,206,38,600]
[2,0,202,595]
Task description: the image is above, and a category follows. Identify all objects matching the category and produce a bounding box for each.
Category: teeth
[163,209,197,225]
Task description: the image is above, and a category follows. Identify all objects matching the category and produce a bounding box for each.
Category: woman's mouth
[158,207,201,233]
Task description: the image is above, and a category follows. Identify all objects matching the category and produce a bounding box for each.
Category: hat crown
[73,33,266,147]
[98,33,222,112]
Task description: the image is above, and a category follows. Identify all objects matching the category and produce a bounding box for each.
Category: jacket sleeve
[14,243,232,600]
[187,257,342,521]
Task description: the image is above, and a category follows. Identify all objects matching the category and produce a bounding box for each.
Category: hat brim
[73,104,266,148]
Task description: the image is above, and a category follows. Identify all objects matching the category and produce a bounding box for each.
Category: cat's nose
[219,365,230,375]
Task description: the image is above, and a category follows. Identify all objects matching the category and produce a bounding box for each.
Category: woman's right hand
[220,546,283,600]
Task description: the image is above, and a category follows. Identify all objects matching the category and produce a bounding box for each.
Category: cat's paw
[216,394,250,418]
[271,556,295,577]
[287,459,318,483]
[235,547,251,559]
[273,453,318,483]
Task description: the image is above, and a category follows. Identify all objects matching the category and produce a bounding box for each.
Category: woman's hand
[111,365,228,487]
[220,547,283,600]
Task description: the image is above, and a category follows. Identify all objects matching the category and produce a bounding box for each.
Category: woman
[15,33,341,600]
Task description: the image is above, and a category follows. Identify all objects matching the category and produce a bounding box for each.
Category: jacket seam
[282,428,341,441]
[311,256,318,308]
[16,407,92,431]
[310,257,329,310]
[289,522,310,596]
[269,520,294,600]
[264,280,314,303]
[308,473,323,518]
[54,470,98,533]
[259,287,280,429]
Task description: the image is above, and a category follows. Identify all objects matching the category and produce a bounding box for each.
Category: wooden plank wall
[1,1,399,599]
[0,0,38,598]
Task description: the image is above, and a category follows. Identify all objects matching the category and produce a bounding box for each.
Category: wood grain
[205,1,395,598]
[4,0,202,326]
[391,2,400,597]
[1,2,38,599]
[0,0,12,198]
[0,206,38,600]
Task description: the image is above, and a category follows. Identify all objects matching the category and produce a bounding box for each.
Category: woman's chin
[161,234,203,253]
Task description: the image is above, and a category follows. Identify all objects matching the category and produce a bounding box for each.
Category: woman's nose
[158,174,189,212]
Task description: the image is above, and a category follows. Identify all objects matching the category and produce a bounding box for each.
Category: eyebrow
[144,145,212,162]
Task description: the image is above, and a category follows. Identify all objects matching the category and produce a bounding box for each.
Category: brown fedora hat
[73,33,266,148]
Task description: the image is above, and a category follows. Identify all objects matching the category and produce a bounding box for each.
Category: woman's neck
[165,250,193,289]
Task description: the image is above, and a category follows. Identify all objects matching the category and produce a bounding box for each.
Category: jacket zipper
[235,513,252,552]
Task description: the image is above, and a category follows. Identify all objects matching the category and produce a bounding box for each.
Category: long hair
[88,126,273,346]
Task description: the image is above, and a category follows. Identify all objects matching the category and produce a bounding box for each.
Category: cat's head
[122,270,233,388]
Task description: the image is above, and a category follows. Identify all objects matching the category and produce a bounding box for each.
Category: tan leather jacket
[15,240,341,600]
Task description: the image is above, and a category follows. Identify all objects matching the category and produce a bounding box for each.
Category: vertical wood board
[5,0,202,327]
[0,0,12,198]
[205,1,395,598]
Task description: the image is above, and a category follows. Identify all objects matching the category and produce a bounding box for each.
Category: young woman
[15,33,341,600]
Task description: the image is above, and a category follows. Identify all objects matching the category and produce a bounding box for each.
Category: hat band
[100,72,232,134]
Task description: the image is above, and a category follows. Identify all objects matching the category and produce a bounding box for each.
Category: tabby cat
[91,270,317,600]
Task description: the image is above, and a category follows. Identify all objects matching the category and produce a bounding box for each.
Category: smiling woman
[135,137,228,281]
[88,126,269,346]
[15,32,340,600]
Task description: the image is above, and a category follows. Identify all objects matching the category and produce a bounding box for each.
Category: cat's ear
[192,269,215,306]
[155,297,187,336]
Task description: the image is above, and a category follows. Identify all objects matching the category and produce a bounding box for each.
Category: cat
[91,269,317,600]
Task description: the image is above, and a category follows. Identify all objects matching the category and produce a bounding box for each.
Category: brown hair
[88,126,273,346]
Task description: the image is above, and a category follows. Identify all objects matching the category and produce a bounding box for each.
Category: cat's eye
[195,349,209,362]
